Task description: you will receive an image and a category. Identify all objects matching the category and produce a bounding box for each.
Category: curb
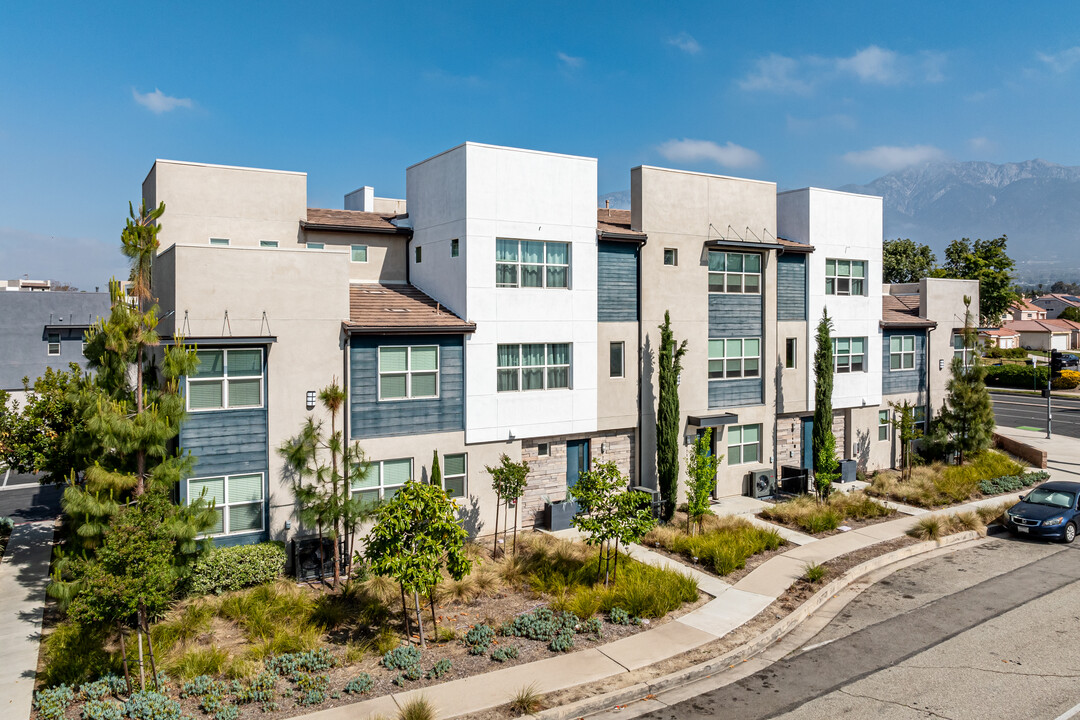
[528,530,983,720]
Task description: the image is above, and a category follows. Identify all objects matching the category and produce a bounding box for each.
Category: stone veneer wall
[519,429,635,527]
[832,410,846,461]
[776,416,803,466]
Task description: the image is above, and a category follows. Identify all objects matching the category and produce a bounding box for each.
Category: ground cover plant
[866,451,1026,508]
[759,491,894,534]
[644,511,785,576]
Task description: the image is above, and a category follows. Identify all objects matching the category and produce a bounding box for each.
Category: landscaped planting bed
[34,533,701,720]
[759,491,895,534]
[865,451,1035,508]
[643,511,786,578]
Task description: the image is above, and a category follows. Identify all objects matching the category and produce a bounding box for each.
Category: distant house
[1031,293,1080,319]
[1002,319,1072,351]
[979,326,1020,349]
[1009,298,1047,322]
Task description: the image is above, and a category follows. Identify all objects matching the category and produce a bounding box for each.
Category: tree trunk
[141,605,160,690]
[400,584,412,641]
[428,587,438,637]
[119,628,132,695]
[413,591,426,648]
[612,538,620,584]
[502,498,509,557]
[512,501,519,557]
[317,525,326,586]
[136,627,146,691]
[135,345,145,497]
[596,541,605,585]
[492,496,500,559]
[331,530,340,591]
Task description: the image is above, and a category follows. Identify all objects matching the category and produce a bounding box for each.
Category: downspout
[774,249,781,479]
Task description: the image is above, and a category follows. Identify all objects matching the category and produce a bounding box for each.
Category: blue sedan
[1005,481,1079,543]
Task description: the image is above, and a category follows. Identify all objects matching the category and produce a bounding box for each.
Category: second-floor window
[952,334,974,367]
[825,259,866,296]
[708,251,761,294]
[496,239,570,289]
[708,338,760,379]
[378,346,439,400]
[497,343,571,391]
[889,335,916,370]
[832,337,866,373]
[188,348,263,411]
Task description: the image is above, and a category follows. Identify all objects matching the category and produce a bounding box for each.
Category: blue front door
[566,439,590,490]
[801,418,814,470]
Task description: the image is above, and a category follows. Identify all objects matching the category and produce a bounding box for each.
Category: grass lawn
[866,451,1027,508]
[759,491,895,534]
[643,512,785,576]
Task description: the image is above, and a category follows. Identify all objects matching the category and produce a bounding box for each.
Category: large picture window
[825,259,866,296]
[495,239,570,289]
[378,346,439,400]
[187,349,263,411]
[708,251,761,294]
[727,424,762,465]
[352,458,411,502]
[442,453,467,499]
[832,337,866,373]
[497,343,571,391]
[708,338,761,379]
[188,473,264,536]
[889,335,916,370]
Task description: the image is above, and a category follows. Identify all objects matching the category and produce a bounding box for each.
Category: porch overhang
[687,412,739,428]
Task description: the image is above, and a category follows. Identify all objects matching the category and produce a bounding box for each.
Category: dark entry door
[566,439,590,490]
[801,418,814,470]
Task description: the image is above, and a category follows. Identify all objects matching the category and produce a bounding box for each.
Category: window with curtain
[708,251,761,294]
[352,458,412,502]
[708,338,761,379]
[727,424,762,465]
[825,259,866,296]
[188,473,264,536]
[832,337,866,373]
[889,335,916,370]
[443,453,467,499]
[378,346,439,400]
[187,348,263,411]
[496,343,571,391]
[495,239,570,288]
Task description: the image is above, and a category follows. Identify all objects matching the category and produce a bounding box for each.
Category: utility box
[292,536,335,581]
[838,459,857,484]
[746,469,777,498]
[631,485,662,519]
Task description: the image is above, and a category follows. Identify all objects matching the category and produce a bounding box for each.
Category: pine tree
[812,308,838,498]
[656,310,688,520]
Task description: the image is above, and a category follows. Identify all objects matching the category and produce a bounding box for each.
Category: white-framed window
[610,342,624,378]
[495,239,570,289]
[209,237,230,247]
[451,239,460,258]
[832,337,866,373]
[889,335,916,370]
[497,343,571,391]
[260,240,278,248]
[378,346,439,400]
[708,338,760,379]
[352,458,411,502]
[188,473,264,537]
[952,334,974,367]
[187,348,264,411]
[825,259,866,296]
[47,332,60,356]
[663,248,678,266]
[708,251,761,294]
[785,338,797,369]
[727,424,762,465]
[878,410,890,441]
[442,453,466,499]
[308,242,324,250]
[351,245,368,263]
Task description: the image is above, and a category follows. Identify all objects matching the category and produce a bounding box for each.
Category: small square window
[537,443,549,457]
[785,338,797,369]
[259,240,278,248]
[307,242,324,250]
[47,332,60,356]
[416,246,422,263]
[209,237,230,246]
[609,342,625,378]
[451,239,459,257]
[663,248,678,266]
[351,245,368,263]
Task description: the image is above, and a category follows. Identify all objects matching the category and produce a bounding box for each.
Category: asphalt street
[0,467,61,521]
[990,390,1080,439]
[634,537,1080,720]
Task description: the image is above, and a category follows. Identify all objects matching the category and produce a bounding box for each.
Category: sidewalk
[994,424,1080,480]
[0,521,56,720]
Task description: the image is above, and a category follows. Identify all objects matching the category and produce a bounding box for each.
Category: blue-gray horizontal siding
[709,294,763,338]
[708,378,764,408]
[180,407,269,478]
[777,254,807,321]
[881,330,928,395]
[597,241,638,322]
[350,334,464,439]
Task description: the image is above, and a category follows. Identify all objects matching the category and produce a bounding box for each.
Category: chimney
[345,186,376,212]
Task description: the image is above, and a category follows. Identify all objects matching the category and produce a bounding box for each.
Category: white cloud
[657,139,762,169]
[667,32,701,55]
[740,46,945,94]
[836,45,901,84]
[739,54,815,94]
[132,88,194,114]
[556,51,584,69]
[842,144,946,171]
[968,136,996,153]
[1037,47,1080,73]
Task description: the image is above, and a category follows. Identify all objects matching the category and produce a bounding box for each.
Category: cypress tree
[656,310,688,520]
[812,308,839,498]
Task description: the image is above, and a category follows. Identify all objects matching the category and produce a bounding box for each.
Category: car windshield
[1025,488,1077,509]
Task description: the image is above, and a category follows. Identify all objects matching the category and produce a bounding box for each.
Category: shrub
[426,659,453,679]
[123,691,184,720]
[265,648,339,676]
[343,673,373,695]
[906,512,985,541]
[463,624,496,655]
[1054,369,1080,390]
[508,684,542,716]
[188,542,286,596]
[908,515,946,541]
[382,645,421,671]
[0,516,13,532]
[39,622,119,688]
[984,347,1028,359]
[646,515,784,576]
[491,646,519,662]
[398,696,437,720]
[803,563,827,583]
[868,452,1025,508]
[33,684,74,720]
[609,607,632,625]
[977,501,1013,525]
[979,470,1050,495]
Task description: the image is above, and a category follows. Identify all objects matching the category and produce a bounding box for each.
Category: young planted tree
[812,308,837,499]
[889,401,923,481]
[684,429,720,535]
[279,380,375,589]
[364,480,471,647]
[656,311,688,520]
[485,454,529,557]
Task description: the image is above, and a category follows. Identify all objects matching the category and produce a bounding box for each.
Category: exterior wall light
[939,359,945,371]
[306,390,317,410]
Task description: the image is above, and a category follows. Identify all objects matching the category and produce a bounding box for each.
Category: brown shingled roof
[1003,319,1069,333]
[304,208,409,234]
[882,295,936,328]
[345,284,475,334]
[776,237,815,253]
[596,208,646,240]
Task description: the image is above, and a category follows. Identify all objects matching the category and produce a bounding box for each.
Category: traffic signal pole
[1048,349,1063,439]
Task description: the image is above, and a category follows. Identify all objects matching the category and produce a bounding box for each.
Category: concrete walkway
[0,521,55,720]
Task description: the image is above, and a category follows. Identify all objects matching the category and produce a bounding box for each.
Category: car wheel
[1064,522,1077,544]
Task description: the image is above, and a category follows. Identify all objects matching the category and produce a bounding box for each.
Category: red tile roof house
[1031,293,1080,319]
[1001,319,1076,351]
[1009,298,1047,321]
[978,326,1020,349]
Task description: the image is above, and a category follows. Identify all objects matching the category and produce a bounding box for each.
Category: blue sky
[3,2,1080,289]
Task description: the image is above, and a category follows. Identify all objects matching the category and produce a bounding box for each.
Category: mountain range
[600,159,1080,284]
